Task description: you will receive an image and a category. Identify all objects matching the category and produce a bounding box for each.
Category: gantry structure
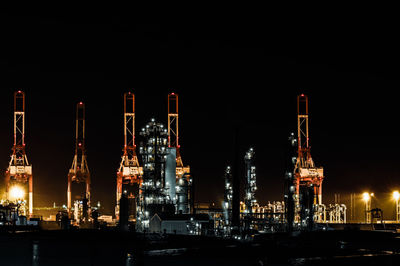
[5,91,33,216]
[116,92,143,219]
[294,94,324,205]
[167,93,191,213]
[67,102,91,219]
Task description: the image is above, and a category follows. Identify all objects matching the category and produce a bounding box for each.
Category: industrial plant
[1,90,400,265]
[0,90,393,232]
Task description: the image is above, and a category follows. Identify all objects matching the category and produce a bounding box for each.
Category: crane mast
[167,93,191,213]
[67,102,91,219]
[116,92,143,219]
[5,90,33,216]
[294,94,324,205]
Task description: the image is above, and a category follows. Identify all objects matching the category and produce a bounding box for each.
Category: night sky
[1,11,400,218]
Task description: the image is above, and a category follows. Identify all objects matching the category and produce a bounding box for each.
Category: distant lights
[79,102,83,105]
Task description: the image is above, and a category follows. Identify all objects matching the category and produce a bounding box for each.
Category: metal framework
[5,91,33,216]
[168,93,190,176]
[223,166,233,231]
[244,148,257,215]
[167,93,191,213]
[116,92,143,219]
[67,102,91,219]
[396,199,400,222]
[294,94,324,205]
[137,119,173,230]
[365,199,372,224]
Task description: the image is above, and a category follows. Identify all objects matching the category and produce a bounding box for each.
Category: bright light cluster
[9,185,25,200]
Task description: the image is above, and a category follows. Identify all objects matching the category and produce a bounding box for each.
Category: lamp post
[393,191,400,222]
[363,192,372,224]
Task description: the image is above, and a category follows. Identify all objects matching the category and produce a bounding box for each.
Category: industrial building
[115,92,195,234]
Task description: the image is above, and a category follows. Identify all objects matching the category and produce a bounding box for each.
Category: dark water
[1,230,400,265]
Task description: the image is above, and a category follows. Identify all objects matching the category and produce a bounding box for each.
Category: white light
[362,192,370,202]
[394,191,400,201]
[9,186,25,200]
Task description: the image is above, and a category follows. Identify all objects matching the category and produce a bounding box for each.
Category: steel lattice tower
[67,102,91,218]
[294,94,324,205]
[167,93,191,213]
[168,93,190,174]
[116,92,143,219]
[5,91,33,216]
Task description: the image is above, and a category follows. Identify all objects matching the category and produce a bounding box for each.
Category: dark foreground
[1,228,400,265]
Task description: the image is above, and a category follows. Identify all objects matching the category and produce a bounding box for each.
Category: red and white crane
[5,90,33,216]
[294,94,324,205]
[116,92,143,218]
[168,93,190,179]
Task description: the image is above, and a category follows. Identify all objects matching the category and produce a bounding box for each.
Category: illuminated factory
[2,90,397,237]
[115,92,194,232]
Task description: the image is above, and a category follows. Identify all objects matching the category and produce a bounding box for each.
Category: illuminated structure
[294,94,324,205]
[222,166,233,232]
[363,192,372,224]
[116,92,143,219]
[244,148,257,230]
[167,93,191,214]
[5,91,33,216]
[284,132,297,231]
[244,148,256,214]
[293,94,324,228]
[136,119,175,231]
[326,204,346,223]
[67,102,91,220]
[394,191,400,222]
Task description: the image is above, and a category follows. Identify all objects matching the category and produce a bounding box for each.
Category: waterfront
[1,229,400,265]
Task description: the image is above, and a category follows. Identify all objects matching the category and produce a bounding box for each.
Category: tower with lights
[5,91,33,216]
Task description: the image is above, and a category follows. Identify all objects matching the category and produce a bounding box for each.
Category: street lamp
[393,191,400,222]
[362,192,372,223]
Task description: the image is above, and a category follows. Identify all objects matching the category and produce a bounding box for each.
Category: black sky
[1,11,400,217]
